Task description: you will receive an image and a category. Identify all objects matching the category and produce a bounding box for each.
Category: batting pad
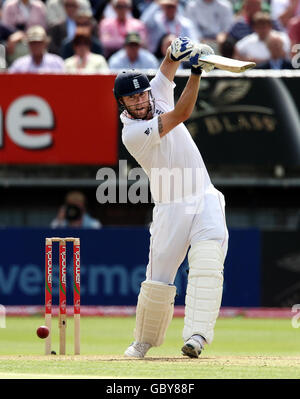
[134,280,176,347]
[183,240,225,344]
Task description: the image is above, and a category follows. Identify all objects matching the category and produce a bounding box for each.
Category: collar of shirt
[66,17,76,40]
[18,0,32,5]
[29,54,45,69]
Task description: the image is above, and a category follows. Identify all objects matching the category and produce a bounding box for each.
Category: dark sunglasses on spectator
[115,4,130,9]
[74,38,90,45]
[77,21,91,26]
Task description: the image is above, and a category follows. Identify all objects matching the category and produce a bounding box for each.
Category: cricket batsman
[113,37,229,358]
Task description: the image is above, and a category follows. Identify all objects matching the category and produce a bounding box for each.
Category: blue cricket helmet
[113,70,151,101]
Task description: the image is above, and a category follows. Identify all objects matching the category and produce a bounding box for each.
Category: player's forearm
[174,73,201,121]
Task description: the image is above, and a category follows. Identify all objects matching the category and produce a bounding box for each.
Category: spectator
[272,0,300,28]
[140,0,186,21]
[64,26,109,72]
[155,32,176,63]
[101,0,140,18]
[46,0,92,27]
[270,0,290,22]
[60,9,103,58]
[99,0,147,58]
[48,0,79,55]
[185,0,234,47]
[142,0,198,54]
[228,0,282,42]
[256,30,294,67]
[51,191,102,229]
[288,15,300,57]
[108,30,159,69]
[9,25,64,72]
[234,11,290,64]
[1,0,47,31]
[154,32,188,68]
[5,30,29,66]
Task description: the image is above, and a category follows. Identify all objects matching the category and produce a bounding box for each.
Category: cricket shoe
[181,337,204,358]
[124,342,152,358]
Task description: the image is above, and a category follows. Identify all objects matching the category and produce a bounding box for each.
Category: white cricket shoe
[181,337,203,358]
[124,342,152,358]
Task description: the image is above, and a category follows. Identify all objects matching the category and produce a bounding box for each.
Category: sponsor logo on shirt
[144,127,152,135]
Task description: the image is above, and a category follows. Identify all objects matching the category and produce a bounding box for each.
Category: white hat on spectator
[26,26,48,42]
[158,0,178,5]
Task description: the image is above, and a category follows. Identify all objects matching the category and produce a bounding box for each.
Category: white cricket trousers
[146,185,228,283]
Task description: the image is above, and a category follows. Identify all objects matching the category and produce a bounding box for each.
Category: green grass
[0,316,300,379]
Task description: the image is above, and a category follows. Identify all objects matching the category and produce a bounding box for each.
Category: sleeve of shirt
[122,116,161,158]
[150,68,176,108]
[235,37,247,55]
[1,3,14,29]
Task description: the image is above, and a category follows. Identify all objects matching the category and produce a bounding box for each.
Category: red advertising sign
[0,74,118,164]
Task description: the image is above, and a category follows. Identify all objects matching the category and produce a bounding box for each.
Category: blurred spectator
[51,191,102,229]
[60,9,103,58]
[46,0,92,27]
[75,7,99,36]
[288,15,300,57]
[228,0,282,42]
[142,0,198,54]
[47,0,80,55]
[256,30,294,67]
[234,11,290,64]
[64,26,109,72]
[154,31,187,68]
[155,32,176,63]
[9,25,64,72]
[185,0,234,49]
[99,0,147,58]
[1,0,47,31]
[140,0,186,21]
[272,0,300,28]
[271,0,290,22]
[5,30,29,66]
[108,30,159,69]
[101,0,140,18]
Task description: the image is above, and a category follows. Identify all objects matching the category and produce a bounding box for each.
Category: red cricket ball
[36,325,49,339]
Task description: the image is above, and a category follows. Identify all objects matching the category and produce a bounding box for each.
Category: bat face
[198,54,256,73]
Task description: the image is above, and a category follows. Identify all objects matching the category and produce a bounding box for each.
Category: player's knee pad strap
[134,280,176,347]
[183,240,225,344]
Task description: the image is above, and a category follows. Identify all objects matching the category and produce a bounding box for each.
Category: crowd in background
[0,0,300,72]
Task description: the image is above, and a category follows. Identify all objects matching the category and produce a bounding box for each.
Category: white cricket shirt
[121,69,212,203]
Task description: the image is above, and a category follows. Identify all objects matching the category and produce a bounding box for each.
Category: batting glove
[189,43,215,73]
[169,37,194,62]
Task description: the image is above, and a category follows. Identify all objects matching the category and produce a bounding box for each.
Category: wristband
[191,66,203,75]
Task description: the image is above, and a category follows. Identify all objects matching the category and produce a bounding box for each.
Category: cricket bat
[198,54,256,73]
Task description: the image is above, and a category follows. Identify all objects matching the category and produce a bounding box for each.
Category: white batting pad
[183,240,225,344]
[134,280,176,347]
